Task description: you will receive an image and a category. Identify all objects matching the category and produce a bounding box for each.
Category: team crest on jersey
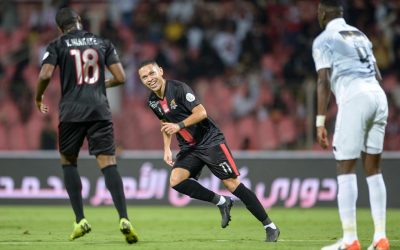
[186,93,195,102]
[170,99,178,109]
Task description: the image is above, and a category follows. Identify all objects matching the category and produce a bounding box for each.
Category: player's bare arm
[35,63,55,114]
[162,127,174,167]
[316,68,331,149]
[105,63,125,88]
[161,104,207,135]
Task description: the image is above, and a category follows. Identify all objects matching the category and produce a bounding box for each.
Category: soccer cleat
[265,226,280,242]
[119,218,139,244]
[70,218,91,240]
[217,196,233,228]
[367,238,390,250]
[321,239,361,250]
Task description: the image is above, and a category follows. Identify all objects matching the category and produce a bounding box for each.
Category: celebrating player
[138,60,280,242]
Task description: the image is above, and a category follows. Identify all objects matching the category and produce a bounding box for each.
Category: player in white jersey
[312,1,390,250]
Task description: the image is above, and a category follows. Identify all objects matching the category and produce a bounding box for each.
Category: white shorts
[333,89,388,160]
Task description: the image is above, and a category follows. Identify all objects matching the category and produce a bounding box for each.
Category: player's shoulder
[168,79,187,87]
[312,30,330,48]
[46,34,65,49]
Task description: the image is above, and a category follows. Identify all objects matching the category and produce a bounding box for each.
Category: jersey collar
[155,80,168,100]
[325,18,346,30]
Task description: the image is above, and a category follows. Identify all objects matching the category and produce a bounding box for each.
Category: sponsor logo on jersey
[186,93,195,102]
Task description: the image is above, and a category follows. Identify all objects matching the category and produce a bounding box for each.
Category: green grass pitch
[0,206,399,250]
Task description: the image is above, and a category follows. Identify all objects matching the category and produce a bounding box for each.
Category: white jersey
[312,18,380,104]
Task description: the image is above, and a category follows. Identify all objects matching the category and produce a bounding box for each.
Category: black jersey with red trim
[42,29,120,122]
[148,80,225,150]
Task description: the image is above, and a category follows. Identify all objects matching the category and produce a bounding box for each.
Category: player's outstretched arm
[35,63,55,114]
[106,63,125,88]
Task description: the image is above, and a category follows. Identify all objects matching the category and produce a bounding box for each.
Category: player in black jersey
[138,60,280,242]
[35,8,138,244]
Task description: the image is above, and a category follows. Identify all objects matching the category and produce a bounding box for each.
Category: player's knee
[364,166,381,176]
[169,175,186,187]
[170,168,190,187]
[96,154,116,168]
[222,178,240,192]
[61,154,77,165]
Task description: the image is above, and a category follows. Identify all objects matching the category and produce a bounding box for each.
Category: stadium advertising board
[0,152,399,207]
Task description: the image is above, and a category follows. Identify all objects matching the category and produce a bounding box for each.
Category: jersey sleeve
[105,40,120,66]
[41,42,58,66]
[177,83,201,111]
[312,36,332,71]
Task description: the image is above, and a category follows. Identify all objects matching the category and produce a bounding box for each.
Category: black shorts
[59,120,115,156]
[174,143,240,180]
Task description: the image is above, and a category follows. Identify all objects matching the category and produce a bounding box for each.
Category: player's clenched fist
[161,122,180,135]
[316,126,329,149]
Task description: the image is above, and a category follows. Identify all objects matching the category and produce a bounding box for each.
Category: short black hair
[320,0,343,8]
[138,60,158,69]
[55,7,79,30]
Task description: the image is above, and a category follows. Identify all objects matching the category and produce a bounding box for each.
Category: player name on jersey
[65,37,98,47]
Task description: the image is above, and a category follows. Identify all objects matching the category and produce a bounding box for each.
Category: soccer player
[35,8,139,244]
[312,1,389,250]
[138,60,280,242]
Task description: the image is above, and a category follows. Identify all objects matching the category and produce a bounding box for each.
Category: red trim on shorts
[219,143,239,176]
[178,129,196,145]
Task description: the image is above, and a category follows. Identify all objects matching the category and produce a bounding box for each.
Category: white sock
[264,222,276,230]
[337,174,358,244]
[366,173,387,242]
[216,196,226,206]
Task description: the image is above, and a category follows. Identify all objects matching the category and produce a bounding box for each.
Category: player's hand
[35,99,49,114]
[317,126,329,149]
[161,122,180,135]
[163,148,174,167]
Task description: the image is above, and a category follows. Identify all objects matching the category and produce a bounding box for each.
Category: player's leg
[207,143,279,241]
[59,122,91,240]
[170,167,227,207]
[322,96,366,250]
[363,153,389,250]
[96,155,128,220]
[223,177,280,242]
[171,152,229,224]
[89,121,138,244]
[363,91,389,250]
[335,160,360,248]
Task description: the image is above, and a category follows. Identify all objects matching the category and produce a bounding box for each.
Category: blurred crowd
[0,0,400,151]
